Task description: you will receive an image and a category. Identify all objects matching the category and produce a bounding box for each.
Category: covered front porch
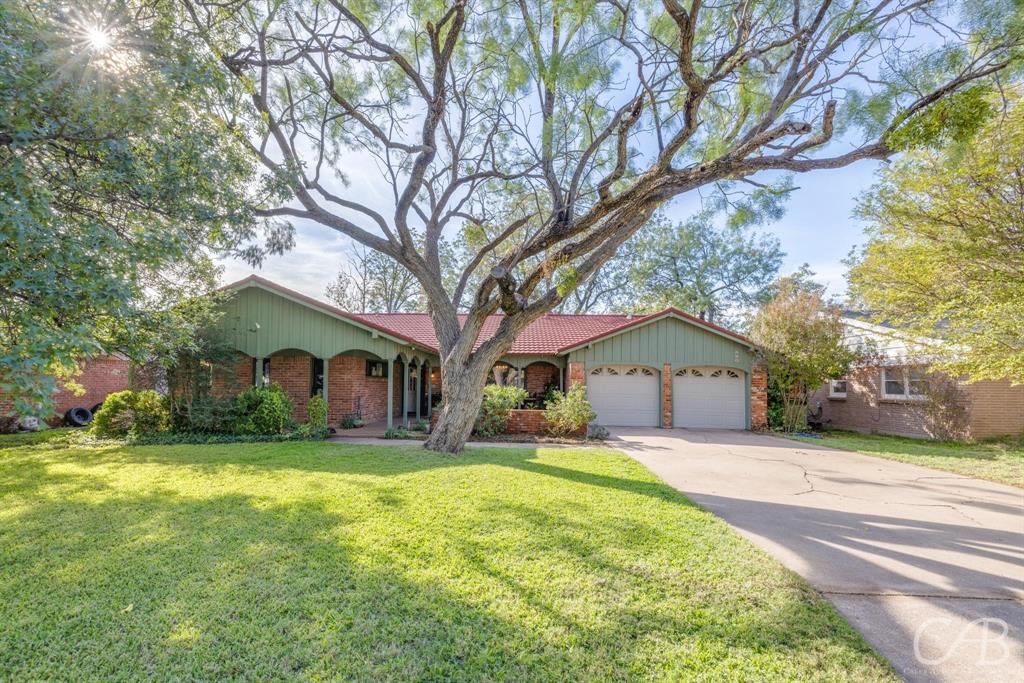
[218,349,439,431]
[213,279,440,430]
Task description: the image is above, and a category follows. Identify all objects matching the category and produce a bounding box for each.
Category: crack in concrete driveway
[608,428,1024,683]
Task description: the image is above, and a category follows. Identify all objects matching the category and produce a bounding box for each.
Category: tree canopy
[175,0,1020,450]
[627,201,786,325]
[326,244,424,312]
[0,1,279,417]
[750,278,860,431]
[555,207,785,326]
[847,93,1024,382]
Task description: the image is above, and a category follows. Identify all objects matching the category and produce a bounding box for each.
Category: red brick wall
[327,355,389,424]
[270,354,312,422]
[506,408,585,435]
[212,354,253,399]
[568,361,585,388]
[0,356,132,422]
[661,363,672,428]
[524,362,560,395]
[750,364,768,430]
[429,408,583,436]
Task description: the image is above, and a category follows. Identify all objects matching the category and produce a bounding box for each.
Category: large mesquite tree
[179,0,1021,452]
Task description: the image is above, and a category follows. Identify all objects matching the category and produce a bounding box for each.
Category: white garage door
[673,367,745,429]
[587,366,660,427]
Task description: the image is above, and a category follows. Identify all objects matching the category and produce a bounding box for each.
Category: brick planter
[429,407,585,436]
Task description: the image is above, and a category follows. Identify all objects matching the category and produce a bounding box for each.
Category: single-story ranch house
[1,275,767,432]
[809,315,1024,440]
[205,276,767,431]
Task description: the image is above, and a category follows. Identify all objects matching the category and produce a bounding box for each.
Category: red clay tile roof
[354,312,643,355]
[222,276,752,354]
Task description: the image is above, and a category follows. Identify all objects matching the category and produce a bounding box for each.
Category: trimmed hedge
[91,390,169,437]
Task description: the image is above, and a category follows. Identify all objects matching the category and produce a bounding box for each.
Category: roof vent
[626,313,633,320]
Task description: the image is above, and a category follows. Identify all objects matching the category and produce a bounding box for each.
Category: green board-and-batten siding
[215,285,434,363]
[566,316,753,372]
[567,315,755,429]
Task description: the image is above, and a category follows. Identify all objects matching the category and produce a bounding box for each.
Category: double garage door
[587,365,745,428]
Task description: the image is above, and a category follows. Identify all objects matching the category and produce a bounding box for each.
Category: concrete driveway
[608,428,1024,683]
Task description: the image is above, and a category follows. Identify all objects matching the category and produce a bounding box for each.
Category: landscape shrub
[916,371,970,441]
[766,382,785,430]
[91,390,169,437]
[340,414,364,429]
[587,424,610,439]
[306,394,328,429]
[544,384,597,435]
[168,395,238,434]
[474,385,528,437]
[383,427,412,439]
[233,384,294,435]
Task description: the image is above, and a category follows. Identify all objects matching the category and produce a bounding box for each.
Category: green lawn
[790,431,1024,488]
[0,434,893,681]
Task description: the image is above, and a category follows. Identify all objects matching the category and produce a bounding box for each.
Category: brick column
[662,363,672,429]
[751,364,768,430]
[567,361,585,388]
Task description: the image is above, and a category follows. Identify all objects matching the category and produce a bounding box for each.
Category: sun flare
[86,25,112,52]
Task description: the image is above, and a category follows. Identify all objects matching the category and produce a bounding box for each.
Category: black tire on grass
[64,407,93,427]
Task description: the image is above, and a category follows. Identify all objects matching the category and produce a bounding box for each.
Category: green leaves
[750,281,860,432]
[886,85,996,151]
[0,2,267,418]
[849,92,1024,382]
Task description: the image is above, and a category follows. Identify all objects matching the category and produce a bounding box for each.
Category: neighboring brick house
[810,316,1024,440]
[0,356,131,426]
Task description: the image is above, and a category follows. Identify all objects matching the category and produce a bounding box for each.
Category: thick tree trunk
[423,360,491,453]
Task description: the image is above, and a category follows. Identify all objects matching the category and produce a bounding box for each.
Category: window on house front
[882,367,926,400]
[829,379,848,397]
[262,358,271,385]
[251,358,258,386]
[311,358,324,397]
[366,360,387,378]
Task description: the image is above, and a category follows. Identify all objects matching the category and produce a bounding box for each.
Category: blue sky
[218,156,881,306]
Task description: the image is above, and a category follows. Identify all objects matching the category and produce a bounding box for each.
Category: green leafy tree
[0,1,280,419]
[750,280,860,432]
[847,95,1024,382]
[628,198,786,325]
[179,0,1021,451]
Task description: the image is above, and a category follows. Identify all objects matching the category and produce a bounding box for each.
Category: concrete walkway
[608,428,1024,683]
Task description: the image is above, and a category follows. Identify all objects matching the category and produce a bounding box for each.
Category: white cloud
[217,220,352,299]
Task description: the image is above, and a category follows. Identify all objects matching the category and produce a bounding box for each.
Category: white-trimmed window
[882,367,927,400]
[829,379,848,398]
